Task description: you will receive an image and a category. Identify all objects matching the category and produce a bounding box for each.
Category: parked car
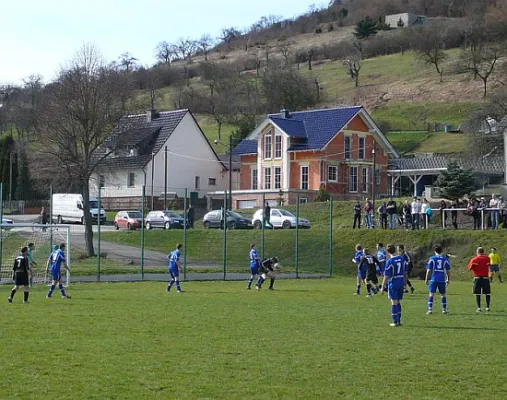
[1,218,13,230]
[114,210,143,230]
[52,193,106,224]
[203,210,253,229]
[145,210,187,230]
[252,208,311,229]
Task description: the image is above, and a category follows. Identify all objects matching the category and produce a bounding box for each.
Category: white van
[52,194,106,224]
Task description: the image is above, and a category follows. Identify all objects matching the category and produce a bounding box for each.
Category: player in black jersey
[8,247,31,304]
[358,249,381,298]
[256,257,278,290]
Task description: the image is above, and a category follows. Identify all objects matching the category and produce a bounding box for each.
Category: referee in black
[8,247,31,304]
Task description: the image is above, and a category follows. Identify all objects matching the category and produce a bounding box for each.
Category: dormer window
[128,148,138,157]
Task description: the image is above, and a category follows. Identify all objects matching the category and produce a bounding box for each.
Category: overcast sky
[0,0,320,84]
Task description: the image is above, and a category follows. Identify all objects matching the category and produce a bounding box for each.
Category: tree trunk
[218,122,222,140]
[355,73,359,87]
[308,59,312,70]
[81,181,95,257]
[204,52,208,61]
[483,78,488,97]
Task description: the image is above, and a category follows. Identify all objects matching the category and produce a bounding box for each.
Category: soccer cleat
[46,295,52,299]
[442,310,448,314]
[426,310,432,315]
[62,295,71,299]
[403,289,409,293]
[389,323,398,327]
[177,290,183,293]
[486,307,491,312]
[7,297,12,303]
[247,287,251,290]
[256,286,261,290]
[166,287,171,292]
[353,292,359,296]
[366,294,372,298]
[410,287,415,294]
[23,301,29,304]
[396,323,402,327]
[476,308,482,313]
[268,287,274,290]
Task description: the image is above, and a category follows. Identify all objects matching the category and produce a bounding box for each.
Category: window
[252,168,258,190]
[362,167,369,193]
[328,165,338,182]
[274,167,282,189]
[299,198,308,204]
[208,178,216,186]
[344,136,351,159]
[300,166,309,190]
[195,176,200,190]
[264,167,272,190]
[349,166,358,192]
[274,135,282,158]
[264,134,272,159]
[128,172,135,188]
[99,175,105,188]
[358,137,365,159]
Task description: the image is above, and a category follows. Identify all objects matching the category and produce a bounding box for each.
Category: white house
[385,13,427,28]
[91,109,233,209]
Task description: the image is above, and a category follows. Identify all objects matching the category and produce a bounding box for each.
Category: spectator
[353,200,362,229]
[41,206,48,232]
[411,197,421,230]
[451,203,458,230]
[264,202,273,229]
[500,196,507,229]
[364,198,373,229]
[478,197,488,229]
[467,198,480,230]
[378,202,388,229]
[187,204,195,229]
[489,194,500,229]
[439,200,448,229]
[386,197,397,229]
[402,200,412,230]
[420,198,430,229]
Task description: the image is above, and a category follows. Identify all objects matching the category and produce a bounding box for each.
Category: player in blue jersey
[353,244,365,295]
[45,243,71,299]
[381,244,407,327]
[167,244,183,293]
[247,243,260,290]
[376,242,387,276]
[425,244,451,315]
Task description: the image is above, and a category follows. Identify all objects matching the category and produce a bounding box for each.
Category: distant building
[385,13,428,29]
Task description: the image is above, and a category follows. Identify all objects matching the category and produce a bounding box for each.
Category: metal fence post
[0,183,3,268]
[222,191,227,280]
[97,185,101,282]
[183,188,188,281]
[261,192,265,260]
[49,185,53,252]
[329,196,333,277]
[141,185,145,279]
[295,194,300,279]
[481,209,484,231]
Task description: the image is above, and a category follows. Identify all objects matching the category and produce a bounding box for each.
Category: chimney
[146,109,157,122]
[280,109,290,119]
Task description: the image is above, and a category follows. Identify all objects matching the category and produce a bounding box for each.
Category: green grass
[413,132,469,154]
[1,279,507,399]
[386,131,429,154]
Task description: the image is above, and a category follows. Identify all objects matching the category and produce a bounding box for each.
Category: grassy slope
[1,279,507,399]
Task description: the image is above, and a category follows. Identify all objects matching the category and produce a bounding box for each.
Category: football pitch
[1,278,507,399]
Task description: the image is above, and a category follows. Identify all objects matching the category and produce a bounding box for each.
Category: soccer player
[425,244,451,315]
[45,243,71,299]
[27,242,38,287]
[247,243,260,290]
[353,244,365,295]
[468,247,492,312]
[488,247,503,283]
[358,249,381,298]
[381,244,406,327]
[8,247,31,304]
[167,244,183,293]
[256,256,278,290]
[376,242,387,276]
[398,245,415,293]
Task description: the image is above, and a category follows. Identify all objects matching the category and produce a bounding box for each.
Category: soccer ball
[273,263,281,271]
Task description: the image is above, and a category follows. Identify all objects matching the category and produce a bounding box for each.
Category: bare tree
[343,54,362,87]
[175,38,196,62]
[413,26,448,82]
[154,41,176,65]
[307,47,317,70]
[278,40,294,66]
[37,45,130,257]
[220,27,241,50]
[118,52,138,72]
[197,34,215,61]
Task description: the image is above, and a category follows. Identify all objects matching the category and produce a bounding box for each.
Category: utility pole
[151,152,155,210]
[228,136,233,210]
[164,146,168,210]
[372,145,376,213]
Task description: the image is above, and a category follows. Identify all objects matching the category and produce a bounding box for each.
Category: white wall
[90,169,144,197]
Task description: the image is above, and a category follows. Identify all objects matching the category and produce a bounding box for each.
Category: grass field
[1,278,507,399]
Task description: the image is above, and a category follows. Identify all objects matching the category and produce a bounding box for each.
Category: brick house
[215,106,399,209]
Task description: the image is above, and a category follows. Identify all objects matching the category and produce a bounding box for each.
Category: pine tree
[437,160,477,203]
[15,148,32,201]
[354,17,378,40]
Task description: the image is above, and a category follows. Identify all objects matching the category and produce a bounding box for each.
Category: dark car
[203,210,252,229]
[145,210,188,230]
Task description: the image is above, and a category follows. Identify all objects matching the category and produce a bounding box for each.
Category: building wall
[90,169,144,198]
[239,154,257,190]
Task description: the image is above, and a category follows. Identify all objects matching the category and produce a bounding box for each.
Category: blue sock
[47,284,55,297]
[442,296,447,311]
[176,281,182,291]
[428,296,434,310]
[371,285,378,294]
[169,280,175,288]
[356,284,361,294]
[397,304,402,324]
[247,277,254,289]
[391,305,397,324]
[58,283,67,297]
[257,277,264,287]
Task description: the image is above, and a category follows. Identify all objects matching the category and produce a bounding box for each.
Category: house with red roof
[212,106,399,209]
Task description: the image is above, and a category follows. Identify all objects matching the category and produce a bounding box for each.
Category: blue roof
[270,107,362,151]
[232,139,257,156]
[270,117,307,138]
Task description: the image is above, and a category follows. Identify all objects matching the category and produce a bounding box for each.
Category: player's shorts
[50,269,61,281]
[490,265,500,273]
[376,264,384,276]
[366,273,378,283]
[250,265,259,275]
[14,272,29,286]
[357,268,367,279]
[428,281,446,295]
[388,284,404,301]
[473,277,491,295]
[169,266,179,279]
[262,270,275,278]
